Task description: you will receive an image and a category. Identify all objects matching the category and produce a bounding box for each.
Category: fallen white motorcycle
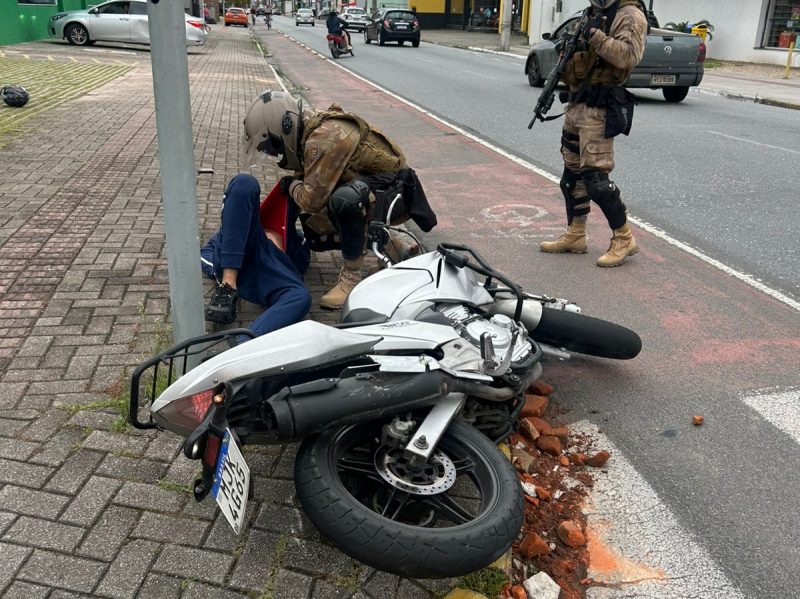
[129,212,640,579]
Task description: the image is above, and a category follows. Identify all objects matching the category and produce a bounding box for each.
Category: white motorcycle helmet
[242,89,311,172]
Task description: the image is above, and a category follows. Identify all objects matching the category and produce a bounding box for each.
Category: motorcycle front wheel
[533,307,642,360]
[294,419,523,578]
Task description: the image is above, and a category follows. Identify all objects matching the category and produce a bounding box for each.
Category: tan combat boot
[596,223,639,267]
[320,256,363,309]
[539,218,588,254]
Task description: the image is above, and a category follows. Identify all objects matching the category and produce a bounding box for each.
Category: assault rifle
[528,7,592,129]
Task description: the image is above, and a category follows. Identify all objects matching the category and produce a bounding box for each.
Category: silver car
[341,7,367,32]
[295,9,315,26]
[49,0,208,47]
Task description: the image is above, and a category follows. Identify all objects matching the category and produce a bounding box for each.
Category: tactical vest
[562,0,645,88]
[301,108,407,180]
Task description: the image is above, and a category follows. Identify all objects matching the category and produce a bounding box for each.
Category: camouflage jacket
[562,2,648,89]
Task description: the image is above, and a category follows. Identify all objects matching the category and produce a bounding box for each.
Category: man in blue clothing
[200,174,311,337]
[326,9,352,50]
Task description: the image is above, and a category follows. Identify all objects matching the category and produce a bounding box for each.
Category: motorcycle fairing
[342,253,494,321]
[151,320,381,412]
[352,319,462,352]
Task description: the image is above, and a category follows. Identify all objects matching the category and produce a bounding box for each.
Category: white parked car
[295,8,315,26]
[341,6,367,32]
[49,0,208,47]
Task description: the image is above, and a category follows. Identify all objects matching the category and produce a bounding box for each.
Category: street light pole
[147,0,205,347]
[499,0,512,51]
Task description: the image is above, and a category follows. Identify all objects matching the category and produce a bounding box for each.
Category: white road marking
[743,387,800,444]
[272,31,800,314]
[706,131,800,156]
[573,421,745,599]
[461,69,496,80]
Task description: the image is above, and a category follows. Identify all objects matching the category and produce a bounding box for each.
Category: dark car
[364,9,420,47]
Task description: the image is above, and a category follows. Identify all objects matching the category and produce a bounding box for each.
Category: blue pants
[200,174,311,337]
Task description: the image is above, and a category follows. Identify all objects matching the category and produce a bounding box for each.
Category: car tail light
[156,388,214,432]
[412,20,419,28]
[188,20,205,29]
[697,42,706,63]
[384,19,390,28]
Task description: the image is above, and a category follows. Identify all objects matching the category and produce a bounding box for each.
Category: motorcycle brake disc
[374,447,457,495]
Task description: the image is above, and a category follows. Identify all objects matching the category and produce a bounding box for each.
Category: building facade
[527,0,800,67]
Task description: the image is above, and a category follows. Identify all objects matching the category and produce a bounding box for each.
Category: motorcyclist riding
[326,10,352,51]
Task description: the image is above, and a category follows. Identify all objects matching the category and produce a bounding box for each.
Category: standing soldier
[539,0,648,267]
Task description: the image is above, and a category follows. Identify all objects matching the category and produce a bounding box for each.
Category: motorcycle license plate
[651,74,676,85]
[211,429,250,535]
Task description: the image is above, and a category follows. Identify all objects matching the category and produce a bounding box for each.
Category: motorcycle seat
[338,308,387,326]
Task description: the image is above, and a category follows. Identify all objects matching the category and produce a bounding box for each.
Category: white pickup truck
[525,12,705,103]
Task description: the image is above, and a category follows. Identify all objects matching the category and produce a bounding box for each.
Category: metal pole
[147,0,206,347]
[499,0,512,51]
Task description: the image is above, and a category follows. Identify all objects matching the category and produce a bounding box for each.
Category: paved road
[274,15,800,301]
[262,20,800,598]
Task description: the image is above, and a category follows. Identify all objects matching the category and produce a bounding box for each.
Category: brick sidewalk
[0,26,452,598]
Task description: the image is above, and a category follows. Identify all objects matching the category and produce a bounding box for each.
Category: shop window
[763,0,800,48]
[17,0,58,4]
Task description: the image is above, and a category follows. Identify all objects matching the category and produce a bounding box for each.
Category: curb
[694,85,800,110]
[423,39,527,59]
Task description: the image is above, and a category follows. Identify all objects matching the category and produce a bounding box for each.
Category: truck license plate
[211,429,250,535]
[651,74,676,85]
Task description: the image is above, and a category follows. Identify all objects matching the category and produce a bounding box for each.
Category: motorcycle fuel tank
[342,252,494,320]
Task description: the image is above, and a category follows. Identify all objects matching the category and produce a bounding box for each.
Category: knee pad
[559,167,579,201]
[328,180,370,219]
[582,169,627,229]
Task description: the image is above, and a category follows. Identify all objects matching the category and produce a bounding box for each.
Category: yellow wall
[414,0,444,13]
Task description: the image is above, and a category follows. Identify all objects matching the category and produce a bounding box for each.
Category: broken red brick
[557,520,587,548]
[559,455,570,467]
[509,432,526,447]
[520,417,541,442]
[693,415,704,426]
[520,394,549,418]
[512,448,536,474]
[534,485,551,501]
[569,452,587,465]
[587,451,611,467]
[537,435,562,456]
[518,532,551,558]
[529,380,554,396]
[510,585,527,599]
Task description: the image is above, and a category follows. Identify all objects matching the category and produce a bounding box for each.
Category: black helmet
[1,85,29,108]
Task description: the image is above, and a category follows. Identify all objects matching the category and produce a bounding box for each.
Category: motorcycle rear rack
[128,328,255,430]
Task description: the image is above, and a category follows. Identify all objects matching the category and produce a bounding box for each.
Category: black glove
[279,175,297,198]
[583,14,604,40]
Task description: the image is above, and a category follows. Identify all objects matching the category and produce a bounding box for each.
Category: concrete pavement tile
[364,570,400,599]
[113,481,187,513]
[96,454,167,483]
[67,409,119,431]
[253,500,306,536]
[0,511,17,534]
[135,574,181,599]
[164,453,201,485]
[17,549,106,593]
[253,477,296,506]
[0,417,29,436]
[94,538,160,599]
[311,580,354,599]
[227,529,280,591]
[0,437,40,460]
[76,506,139,561]
[39,345,76,369]
[0,485,70,519]
[18,408,71,442]
[153,544,234,585]
[132,511,210,546]
[183,581,252,598]
[2,580,50,599]
[60,476,123,527]
[0,409,41,421]
[202,503,257,552]
[272,444,299,478]
[14,335,54,357]
[396,579,435,598]
[28,428,85,466]
[3,516,86,552]
[0,457,54,487]
[274,568,314,599]
[0,541,32,591]
[82,430,149,455]
[143,430,182,462]
[45,449,104,494]
[181,494,220,520]
[282,537,355,578]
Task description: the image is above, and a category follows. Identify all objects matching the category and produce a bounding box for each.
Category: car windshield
[298,9,312,14]
[346,8,365,15]
[228,8,244,13]
[385,11,413,20]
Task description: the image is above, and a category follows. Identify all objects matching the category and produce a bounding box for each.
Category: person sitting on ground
[200,173,312,337]
[242,89,437,309]
[326,9,352,50]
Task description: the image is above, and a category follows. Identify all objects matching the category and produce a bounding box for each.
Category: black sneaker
[205,282,238,324]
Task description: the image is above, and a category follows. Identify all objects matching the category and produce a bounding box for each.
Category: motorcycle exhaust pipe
[262,370,447,442]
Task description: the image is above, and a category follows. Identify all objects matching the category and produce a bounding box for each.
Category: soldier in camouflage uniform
[539,0,647,267]
[242,89,416,309]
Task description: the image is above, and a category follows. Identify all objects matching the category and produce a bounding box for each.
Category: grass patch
[325,562,362,593]
[704,59,725,69]
[65,397,127,416]
[458,567,509,597]
[156,479,192,494]
[257,534,290,599]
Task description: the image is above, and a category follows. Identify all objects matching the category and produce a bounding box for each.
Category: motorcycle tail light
[202,431,222,469]
[384,19,390,27]
[156,388,214,432]
[697,42,706,63]
[188,20,205,28]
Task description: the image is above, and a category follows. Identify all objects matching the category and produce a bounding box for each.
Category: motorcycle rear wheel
[533,307,642,360]
[294,419,523,578]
